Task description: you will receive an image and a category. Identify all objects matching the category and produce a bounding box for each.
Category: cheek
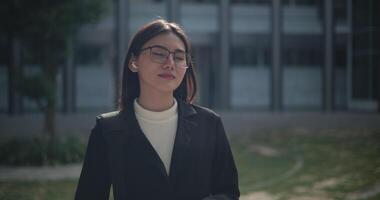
[176,71,187,84]
[179,70,187,79]
[136,63,157,78]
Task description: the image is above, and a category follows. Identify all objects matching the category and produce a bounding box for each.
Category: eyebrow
[151,44,186,53]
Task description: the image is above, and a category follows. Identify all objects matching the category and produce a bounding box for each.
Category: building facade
[0,0,379,113]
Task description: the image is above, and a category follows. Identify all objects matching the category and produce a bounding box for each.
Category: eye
[151,47,168,58]
[175,52,186,61]
[175,56,185,61]
[152,51,166,57]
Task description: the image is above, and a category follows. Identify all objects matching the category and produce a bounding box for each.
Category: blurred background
[1,0,379,114]
[0,0,379,200]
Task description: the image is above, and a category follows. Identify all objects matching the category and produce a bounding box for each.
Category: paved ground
[0,164,81,181]
[1,111,380,137]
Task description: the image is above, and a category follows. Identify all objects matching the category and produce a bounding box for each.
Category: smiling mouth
[158,74,175,80]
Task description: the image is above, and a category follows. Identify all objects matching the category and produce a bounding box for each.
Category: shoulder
[97,110,121,120]
[187,104,227,138]
[189,103,222,123]
[96,110,122,124]
[192,104,220,117]
[95,110,126,132]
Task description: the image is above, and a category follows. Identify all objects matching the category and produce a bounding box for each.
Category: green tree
[0,0,110,140]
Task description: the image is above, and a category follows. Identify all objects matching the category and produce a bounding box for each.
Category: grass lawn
[0,128,379,200]
[232,128,380,200]
[0,179,77,200]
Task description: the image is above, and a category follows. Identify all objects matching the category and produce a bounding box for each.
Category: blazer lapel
[118,100,198,182]
[169,100,197,184]
[120,105,169,179]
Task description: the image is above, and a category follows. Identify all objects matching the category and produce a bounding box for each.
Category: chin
[158,87,177,93]
[156,84,180,93]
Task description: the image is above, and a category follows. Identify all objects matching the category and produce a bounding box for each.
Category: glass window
[182,0,217,3]
[231,0,269,5]
[284,0,317,6]
[282,3,323,109]
[0,38,6,64]
[334,0,347,23]
[180,0,218,107]
[230,1,271,109]
[231,47,257,67]
[335,48,346,68]
[351,0,379,101]
[0,38,6,112]
[129,0,166,34]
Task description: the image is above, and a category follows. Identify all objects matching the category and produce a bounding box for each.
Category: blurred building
[0,0,379,113]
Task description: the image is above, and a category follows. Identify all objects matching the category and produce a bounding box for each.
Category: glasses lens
[174,51,187,68]
[149,46,188,69]
[150,47,169,64]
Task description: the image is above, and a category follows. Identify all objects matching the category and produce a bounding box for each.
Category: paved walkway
[1,111,380,137]
[0,164,82,181]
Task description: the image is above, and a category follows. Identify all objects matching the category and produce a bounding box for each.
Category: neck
[138,90,175,112]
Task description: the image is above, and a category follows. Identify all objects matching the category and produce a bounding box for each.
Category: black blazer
[75,100,240,200]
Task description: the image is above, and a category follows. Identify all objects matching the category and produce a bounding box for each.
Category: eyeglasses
[139,45,188,69]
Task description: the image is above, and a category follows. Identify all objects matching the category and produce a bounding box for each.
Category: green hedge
[0,135,87,166]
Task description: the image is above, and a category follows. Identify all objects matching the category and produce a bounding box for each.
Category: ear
[129,56,138,72]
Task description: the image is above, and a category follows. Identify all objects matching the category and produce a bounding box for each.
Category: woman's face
[131,32,187,96]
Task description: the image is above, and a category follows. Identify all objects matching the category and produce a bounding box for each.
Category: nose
[163,53,176,69]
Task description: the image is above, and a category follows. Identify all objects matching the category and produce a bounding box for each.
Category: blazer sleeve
[204,116,240,200]
[75,117,111,200]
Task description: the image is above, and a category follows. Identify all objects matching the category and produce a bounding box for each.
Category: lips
[158,73,176,80]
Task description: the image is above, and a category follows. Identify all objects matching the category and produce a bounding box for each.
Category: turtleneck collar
[134,98,178,122]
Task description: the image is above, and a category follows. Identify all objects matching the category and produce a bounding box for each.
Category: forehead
[143,32,186,51]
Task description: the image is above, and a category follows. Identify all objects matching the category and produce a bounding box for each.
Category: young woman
[75,19,240,200]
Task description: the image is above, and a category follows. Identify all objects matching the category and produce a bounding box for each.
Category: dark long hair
[118,19,197,110]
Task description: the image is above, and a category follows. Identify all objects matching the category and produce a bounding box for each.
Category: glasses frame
[139,45,189,69]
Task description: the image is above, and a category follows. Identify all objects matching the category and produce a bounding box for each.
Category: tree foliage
[1,0,111,138]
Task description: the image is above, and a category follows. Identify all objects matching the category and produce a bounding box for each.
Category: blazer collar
[177,99,197,118]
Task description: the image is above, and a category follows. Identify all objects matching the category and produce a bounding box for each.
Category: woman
[75,19,240,200]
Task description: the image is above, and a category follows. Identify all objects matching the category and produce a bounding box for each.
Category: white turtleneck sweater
[133,98,178,175]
